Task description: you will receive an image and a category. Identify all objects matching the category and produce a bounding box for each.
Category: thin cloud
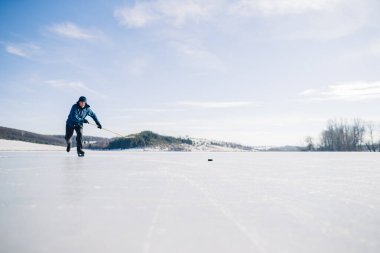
[47,22,97,40]
[114,0,213,28]
[115,0,345,28]
[5,43,40,58]
[126,58,151,76]
[170,39,225,71]
[176,101,260,108]
[229,0,372,41]
[114,2,158,28]
[5,45,28,57]
[229,0,343,16]
[113,0,373,41]
[351,39,380,57]
[45,79,98,94]
[299,89,320,96]
[369,40,380,55]
[299,81,380,101]
[123,107,184,113]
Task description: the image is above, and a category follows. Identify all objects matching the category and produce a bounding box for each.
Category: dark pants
[65,124,83,151]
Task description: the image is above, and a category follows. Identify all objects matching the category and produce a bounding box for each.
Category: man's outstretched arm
[88,109,102,129]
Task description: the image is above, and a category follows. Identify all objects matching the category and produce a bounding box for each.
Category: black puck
[208,159,213,161]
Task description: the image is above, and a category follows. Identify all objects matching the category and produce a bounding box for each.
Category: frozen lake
[0,151,379,253]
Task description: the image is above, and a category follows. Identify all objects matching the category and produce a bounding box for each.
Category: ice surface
[1,151,380,253]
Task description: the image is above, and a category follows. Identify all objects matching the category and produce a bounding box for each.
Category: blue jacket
[66,103,100,127]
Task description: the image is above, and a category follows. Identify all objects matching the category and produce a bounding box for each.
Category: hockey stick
[87,122,136,139]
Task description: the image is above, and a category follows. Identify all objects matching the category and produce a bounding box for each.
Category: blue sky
[1,0,380,146]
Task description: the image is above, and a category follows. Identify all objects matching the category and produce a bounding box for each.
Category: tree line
[305,118,380,152]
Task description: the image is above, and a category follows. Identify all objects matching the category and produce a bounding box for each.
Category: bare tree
[318,118,367,151]
[351,118,365,151]
[365,121,377,152]
[304,136,315,151]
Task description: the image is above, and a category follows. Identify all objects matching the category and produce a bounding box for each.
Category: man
[65,96,102,157]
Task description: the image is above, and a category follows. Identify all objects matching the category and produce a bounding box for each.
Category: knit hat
[78,96,87,103]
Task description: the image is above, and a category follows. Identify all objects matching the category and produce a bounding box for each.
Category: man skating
[65,96,102,157]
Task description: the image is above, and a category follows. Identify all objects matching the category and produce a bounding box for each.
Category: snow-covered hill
[116,138,258,152]
[0,139,63,151]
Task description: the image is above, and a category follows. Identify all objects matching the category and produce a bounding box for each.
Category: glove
[97,124,102,129]
[83,119,89,124]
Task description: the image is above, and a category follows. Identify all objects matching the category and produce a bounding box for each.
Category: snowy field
[0,139,63,151]
[0,151,379,253]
